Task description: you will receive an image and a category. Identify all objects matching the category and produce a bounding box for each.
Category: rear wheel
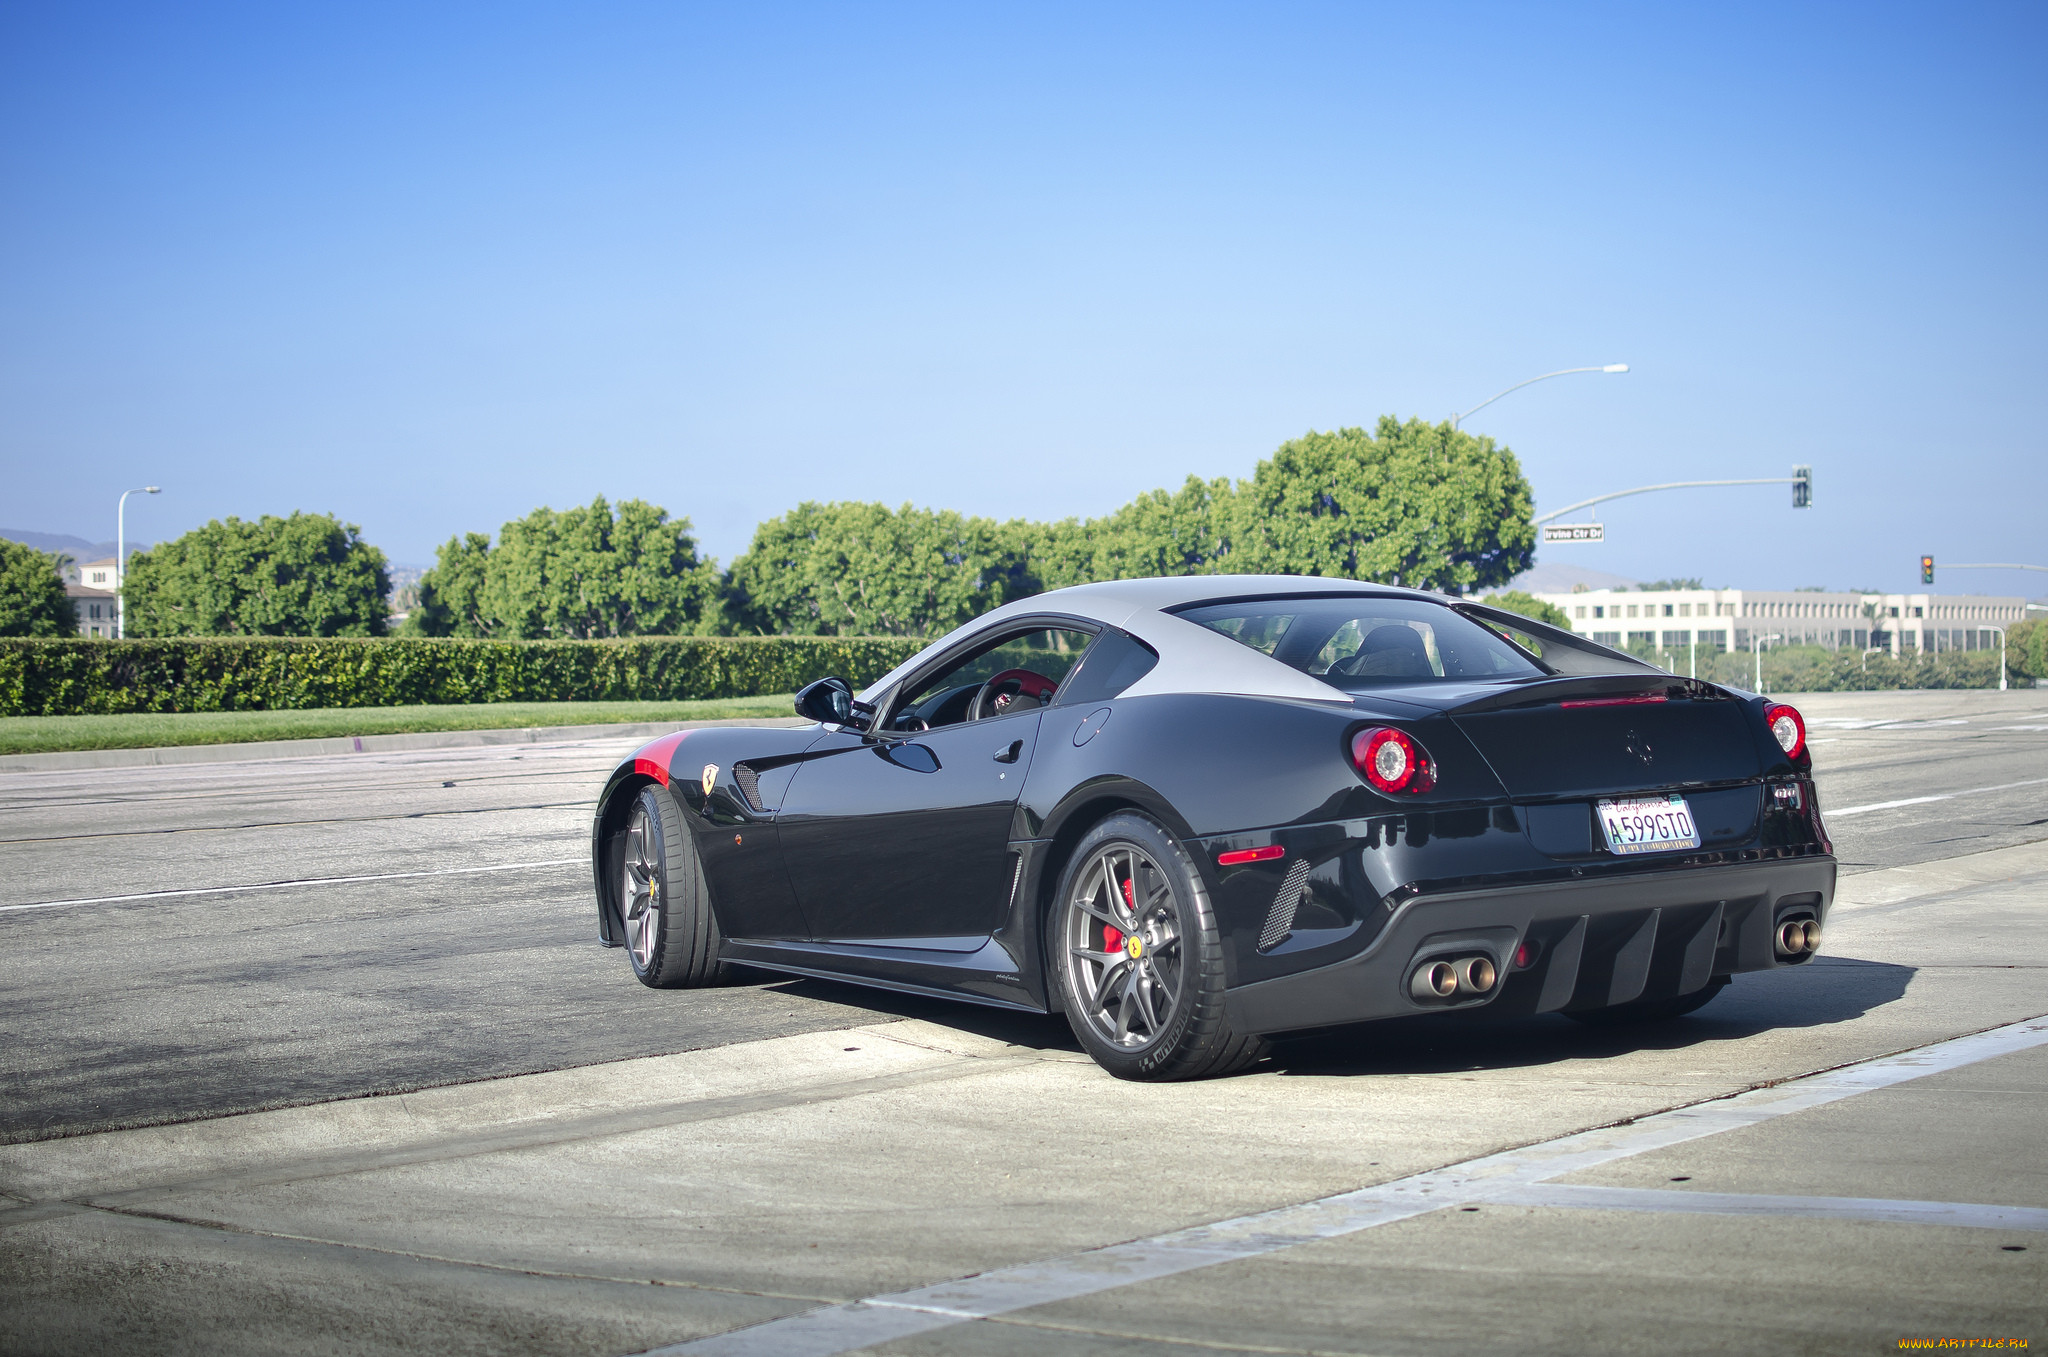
[1565,975,1729,1025]
[620,785,728,988]
[1051,813,1265,1080]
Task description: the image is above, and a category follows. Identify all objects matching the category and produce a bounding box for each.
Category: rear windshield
[1174,595,1547,690]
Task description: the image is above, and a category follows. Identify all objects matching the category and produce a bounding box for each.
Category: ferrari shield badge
[701,764,719,799]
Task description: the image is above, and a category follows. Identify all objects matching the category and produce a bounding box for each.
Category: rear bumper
[1223,854,1835,1036]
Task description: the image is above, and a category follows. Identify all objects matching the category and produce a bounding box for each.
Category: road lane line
[1491,1184,2048,1231]
[639,1015,2048,1357]
[0,858,583,914]
[1828,775,2048,818]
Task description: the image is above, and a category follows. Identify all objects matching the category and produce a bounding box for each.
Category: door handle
[994,740,1023,764]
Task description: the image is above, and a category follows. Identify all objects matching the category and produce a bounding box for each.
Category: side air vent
[1258,859,1312,952]
[732,762,767,812]
[1006,851,1025,910]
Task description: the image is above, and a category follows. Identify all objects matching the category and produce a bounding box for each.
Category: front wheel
[619,785,729,988]
[1051,813,1265,1080]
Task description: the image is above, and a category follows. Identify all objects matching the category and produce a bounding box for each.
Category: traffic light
[1921,555,1935,585]
[1792,465,1812,509]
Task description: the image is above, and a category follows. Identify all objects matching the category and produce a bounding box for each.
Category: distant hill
[1507,562,1640,593]
[0,528,138,562]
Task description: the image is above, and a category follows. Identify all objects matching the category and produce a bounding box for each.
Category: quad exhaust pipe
[1410,954,1498,1002]
[1775,918,1822,958]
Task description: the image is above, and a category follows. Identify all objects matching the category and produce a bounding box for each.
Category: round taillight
[1765,702,1806,760]
[1351,727,1436,795]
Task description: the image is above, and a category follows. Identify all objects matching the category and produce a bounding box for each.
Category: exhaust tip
[1777,918,1819,957]
[1412,960,1459,1001]
[1458,956,1497,994]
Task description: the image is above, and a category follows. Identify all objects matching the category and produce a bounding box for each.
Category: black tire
[1565,975,1730,1026]
[1050,812,1266,1080]
[619,784,729,989]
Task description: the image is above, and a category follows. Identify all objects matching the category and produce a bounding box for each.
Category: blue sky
[3,2,2042,595]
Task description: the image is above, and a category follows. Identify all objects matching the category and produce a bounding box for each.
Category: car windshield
[1173,595,1547,690]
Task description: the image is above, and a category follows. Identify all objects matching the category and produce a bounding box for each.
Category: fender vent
[1258,859,1312,952]
[733,762,767,812]
[1006,851,1025,910]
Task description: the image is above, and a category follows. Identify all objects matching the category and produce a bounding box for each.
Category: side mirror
[795,676,869,729]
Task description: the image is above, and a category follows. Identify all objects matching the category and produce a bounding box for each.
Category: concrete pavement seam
[54,1200,848,1307]
[1490,1183,2048,1231]
[14,1055,1037,1212]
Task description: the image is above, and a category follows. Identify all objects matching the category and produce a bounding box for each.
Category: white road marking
[1809,718,1969,731]
[0,859,583,914]
[1493,1183,2048,1232]
[1828,775,2048,818]
[640,1016,2048,1357]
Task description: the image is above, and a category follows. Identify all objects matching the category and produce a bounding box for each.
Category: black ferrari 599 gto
[590,576,1834,1080]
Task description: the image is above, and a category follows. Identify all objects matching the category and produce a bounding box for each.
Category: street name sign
[1542,523,1605,543]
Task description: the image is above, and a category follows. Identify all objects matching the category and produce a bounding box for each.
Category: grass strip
[0,696,800,756]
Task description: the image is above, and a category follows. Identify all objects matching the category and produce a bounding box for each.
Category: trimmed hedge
[0,636,930,717]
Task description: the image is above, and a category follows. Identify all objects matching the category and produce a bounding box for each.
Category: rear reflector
[1217,845,1285,866]
[1560,694,1669,708]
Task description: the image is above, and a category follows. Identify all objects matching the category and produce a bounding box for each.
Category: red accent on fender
[629,730,690,785]
[1560,694,1669,708]
[1217,845,1286,866]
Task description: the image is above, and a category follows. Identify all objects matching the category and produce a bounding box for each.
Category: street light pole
[1452,364,1628,429]
[1987,625,2008,693]
[116,486,161,639]
[1753,633,1781,693]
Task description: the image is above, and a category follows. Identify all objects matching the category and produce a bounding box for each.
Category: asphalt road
[2,689,2044,1355]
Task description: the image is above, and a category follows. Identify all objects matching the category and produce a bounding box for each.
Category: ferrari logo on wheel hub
[1125,935,1144,959]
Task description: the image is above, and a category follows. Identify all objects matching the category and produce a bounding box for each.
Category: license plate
[1596,794,1701,855]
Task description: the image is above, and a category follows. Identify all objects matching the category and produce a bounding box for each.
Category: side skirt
[720,936,1050,1015]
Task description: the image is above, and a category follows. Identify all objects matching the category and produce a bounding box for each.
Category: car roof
[858,575,1457,708]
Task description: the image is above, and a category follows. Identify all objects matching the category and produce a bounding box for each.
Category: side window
[891,627,1095,730]
[1055,628,1159,706]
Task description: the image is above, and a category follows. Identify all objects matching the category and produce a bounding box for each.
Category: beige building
[1528,586,2027,659]
[68,557,120,638]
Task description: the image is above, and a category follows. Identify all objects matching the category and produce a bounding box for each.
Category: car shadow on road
[759,956,1915,1078]
[757,976,1085,1053]
[1265,955,1917,1077]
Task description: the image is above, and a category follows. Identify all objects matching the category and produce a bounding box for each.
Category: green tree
[725,501,1032,636]
[1024,476,1234,590]
[0,540,77,637]
[1219,417,1535,592]
[2007,617,2047,681]
[408,498,722,639]
[1477,590,1571,629]
[124,513,391,637]
[1638,577,1705,592]
[403,532,492,637]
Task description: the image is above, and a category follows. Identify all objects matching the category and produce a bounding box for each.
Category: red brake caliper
[1104,876,1136,952]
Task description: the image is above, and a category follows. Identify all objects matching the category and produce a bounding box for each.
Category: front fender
[590,730,694,945]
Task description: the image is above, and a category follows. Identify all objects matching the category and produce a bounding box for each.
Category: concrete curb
[0,716,813,774]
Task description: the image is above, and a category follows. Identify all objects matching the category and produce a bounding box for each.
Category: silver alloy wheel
[621,805,661,969]
[1062,842,1184,1049]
